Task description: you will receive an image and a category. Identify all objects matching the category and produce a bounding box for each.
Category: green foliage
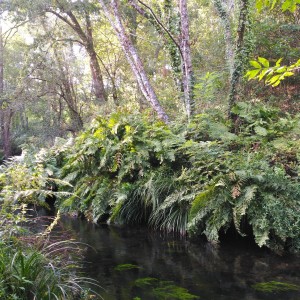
[134,277,159,288]
[0,202,98,300]
[56,107,300,253]
[194,72,224,104]
[249,0,300,89]
[0,139,72,208]
[114,264,140,271]
[252,281,300,293]
[245,57,300,87]
[0,138,98,299]
[7,107,296,253]
[0,241,99,300]
[256,0,300,12]
[59,111,187,230]
[134,277,199,299]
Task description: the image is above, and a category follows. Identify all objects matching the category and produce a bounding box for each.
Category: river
[60,216,300,300]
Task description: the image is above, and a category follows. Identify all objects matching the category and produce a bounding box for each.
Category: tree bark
[0,20,12,159]
[128,0,183,93]
[228,0,249,119]
[178,0,195,119]
[213,0,235,77]
[54,49,83,132]
[99,0,169,123]
[48,7,107,103]
[85,12,107,103]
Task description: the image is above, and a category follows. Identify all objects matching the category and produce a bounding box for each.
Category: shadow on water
[60,216,300,300]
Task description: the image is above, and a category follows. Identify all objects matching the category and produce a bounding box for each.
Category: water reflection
[60,217,300,300]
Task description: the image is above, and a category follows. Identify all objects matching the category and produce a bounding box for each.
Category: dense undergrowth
[1,103,300,254]
[0,206,99,299]
[0,151,98,299]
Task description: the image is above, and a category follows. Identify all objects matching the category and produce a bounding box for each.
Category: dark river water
[60,217,300,300]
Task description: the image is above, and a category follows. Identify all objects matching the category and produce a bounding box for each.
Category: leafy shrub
[48,106,300,252]
[0,138,72,209]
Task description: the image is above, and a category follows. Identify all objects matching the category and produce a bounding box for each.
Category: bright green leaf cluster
[245,57,300,87]
[256,0,300,12]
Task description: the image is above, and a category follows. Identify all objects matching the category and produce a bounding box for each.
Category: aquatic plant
[252,281,300,293]
[114,263,140,271]
[153,282,199,300]
[134,277,159,287]
[134,277,199,299]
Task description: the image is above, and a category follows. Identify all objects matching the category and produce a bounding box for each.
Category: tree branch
[134,0,183,59]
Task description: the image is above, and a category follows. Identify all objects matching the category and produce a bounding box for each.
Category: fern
[51,109,300,253]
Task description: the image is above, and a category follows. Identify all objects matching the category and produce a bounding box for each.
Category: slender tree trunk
[163,0,182,91]
[178,0,195,119]
[213,0,235,77]
[0,20,12,159]
[128,0,193,119]
[129,0,182,89]
[99,0,169,123]
[228,0,249,119]
[54,49,83,132]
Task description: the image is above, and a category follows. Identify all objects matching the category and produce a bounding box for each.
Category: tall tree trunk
[0,20,12,159]
[213,0,235,77]
[128,0,182,90]
[163,0,182,90]
[99,0,169,123]
[228,0,249,119]
[48,8,107,103]
[54,49,83,132]
[178,0,195,119]
[85,12,107,103]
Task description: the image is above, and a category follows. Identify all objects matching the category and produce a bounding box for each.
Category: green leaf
[267,74,281,85]
[271,0,278,9]
[254,126,268,136]
[246,69,260,80]
[250,60,262,69]
[272,80,281,87]
[256,0,264,11]
[284,71,294,77]
[258,57,269,68]
[258,68,269,81]
[276,66,287,73]
[275,58,283,66]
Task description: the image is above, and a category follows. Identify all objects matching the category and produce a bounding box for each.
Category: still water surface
[61,217,300,300]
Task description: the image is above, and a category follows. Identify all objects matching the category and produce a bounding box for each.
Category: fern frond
[233,185,257,235]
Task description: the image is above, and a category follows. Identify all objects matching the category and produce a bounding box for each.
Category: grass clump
[0,204,99,299]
